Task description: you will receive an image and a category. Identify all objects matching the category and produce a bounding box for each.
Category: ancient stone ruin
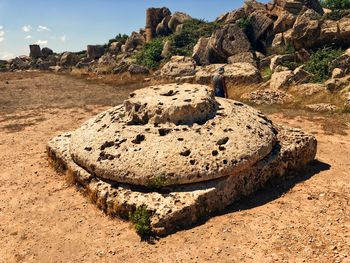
[47,83,317,236]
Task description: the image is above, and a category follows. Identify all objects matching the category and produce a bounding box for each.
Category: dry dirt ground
[0,72,349,263]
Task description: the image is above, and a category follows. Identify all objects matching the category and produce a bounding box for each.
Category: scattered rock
[160,56,196,78]
[306,103,338,112]
[87,45,105,60]
[128,64,150,75]
[241,89,293,105]
[270,70,294,89]
[196,63,261,86]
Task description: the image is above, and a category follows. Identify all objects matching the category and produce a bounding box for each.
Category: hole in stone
[130,93,136,98]
[100,141,115,150]
[190,159,196,165]
[180,149,191,157]
[223,160,228,165]
[161,90,178,96]
[177,138,184,141]
[132,134,145,144]
[159,128,171,136]
[246,125,252,129]
[184,99,191,102]
[158,102,164,105]
[145,128,150,132]
[217,137,229,145]
[212,150,219,156]
[205,164,210,170]
[84,147,92,151]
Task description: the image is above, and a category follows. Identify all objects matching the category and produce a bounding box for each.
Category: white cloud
[37,25,50,32]
[25,35,32,39]
[35,39,48,45]
[0,37,4,43]
[22,25,32,32]
[0,51,14,60]
[60,35,66,42]
[0,30,4,37]
[0,26,3,30]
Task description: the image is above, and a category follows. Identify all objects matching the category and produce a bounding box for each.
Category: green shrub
[321,0,350,10]
[236,16,251,31]
[323,9,350,20]
[281,61,302,70]
[261,67,273,82]
[129,206,152,237]
[135,38,164,69]
[304,47,343,83]
[167,19,221,57]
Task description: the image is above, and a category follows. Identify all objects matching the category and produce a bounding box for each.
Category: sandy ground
[0,72,349,263]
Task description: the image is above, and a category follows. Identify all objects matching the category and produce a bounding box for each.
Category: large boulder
[87,45,105,60]
[204,24,251,64]
[224,8,246,23]
[109,42,122,55]
[41,47,53,58]
[48,82,317,236]
[195,63,261,86]
[10,57,30,70]
[60,52,79,67]
[291,9,321,49]
[29,44,42,59]
[270,70,294,89]
[156,15,172,36]
[124,32,145,52]
[249,11,274,41]
[273,0,324,15]
[168,12,192,33]
[192,37,210,66]
[160,56,196,78]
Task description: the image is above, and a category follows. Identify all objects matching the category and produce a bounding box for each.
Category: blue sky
[0,0,267,59]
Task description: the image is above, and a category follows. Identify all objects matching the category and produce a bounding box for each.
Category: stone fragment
[195,63,261,86]
[160,56,196,78]
[270,70,294,89]
[29,44,42,59]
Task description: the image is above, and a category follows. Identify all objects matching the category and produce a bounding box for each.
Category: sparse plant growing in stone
[128,206,152,237]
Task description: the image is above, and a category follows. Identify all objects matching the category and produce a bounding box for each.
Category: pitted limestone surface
[70,84,278,186]
[123,83,217,125]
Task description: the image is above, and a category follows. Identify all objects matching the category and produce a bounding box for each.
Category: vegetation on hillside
[321,0,350,20]
[321,0,350,10]
[135,19,221,69]
[135,37,164,69]
[167,19,221,58]
[304,47,343,82]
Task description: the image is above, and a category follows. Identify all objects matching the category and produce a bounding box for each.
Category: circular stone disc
[70,84,277,187]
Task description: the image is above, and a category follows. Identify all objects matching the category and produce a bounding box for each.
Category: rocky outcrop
[60,52,79,67]
[196,63,261,85]
[48,83,317,236]
[270,70,294,89]
[195,24,251,65]
[145,7,171,41]
[160,56,196,78]
[168,12,192,33]
[41,47,53,58]
[29,44,42,59]
[87,45,105,60]
[124,32,145,52]
[192,37,210,65]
